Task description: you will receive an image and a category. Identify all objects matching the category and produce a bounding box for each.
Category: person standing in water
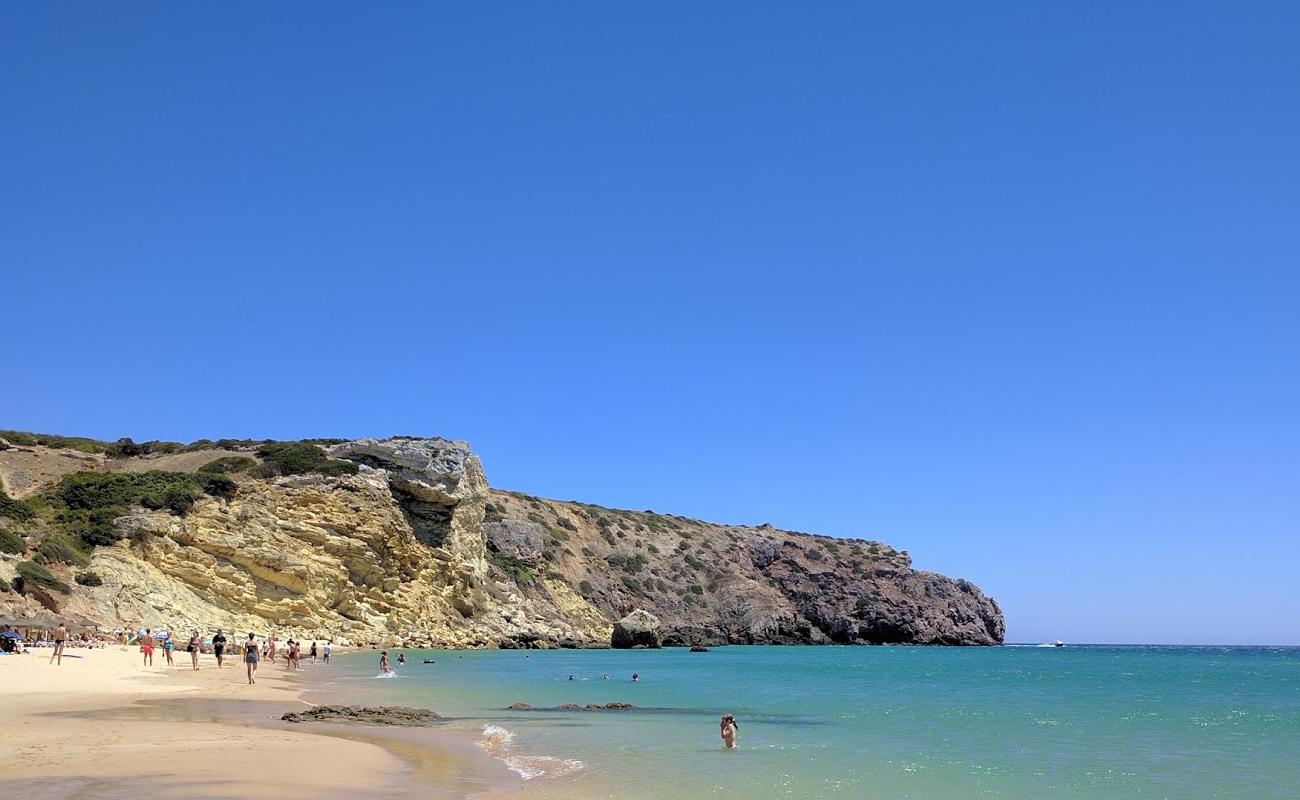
[323,640,332,663]
[379,650,393,674]
[49,622,67,666]
[720,714,739,749]
[212,629,227,668]
[244,633,259,685]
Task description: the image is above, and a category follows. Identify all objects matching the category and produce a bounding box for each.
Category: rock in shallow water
[280,705,442,726]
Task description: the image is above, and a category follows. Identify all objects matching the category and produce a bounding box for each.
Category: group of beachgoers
[105,626,334,685]
[0,624,104,661]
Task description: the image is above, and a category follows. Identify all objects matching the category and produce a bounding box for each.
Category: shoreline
[0,645,522,799]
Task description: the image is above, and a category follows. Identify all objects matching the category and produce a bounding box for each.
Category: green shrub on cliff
[489,551,535,584]
[16,560,70,594]
[0,528,26,554]
[75,570,104,586]
[36,532,91,567]
[0,483,35,521]
[0,576,10,593]
[57,470,234,512]
[198,456,257,475]
[252,443,358,478]
[44,470,236,550]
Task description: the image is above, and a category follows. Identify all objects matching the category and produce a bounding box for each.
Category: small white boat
[1054,640,1065,647]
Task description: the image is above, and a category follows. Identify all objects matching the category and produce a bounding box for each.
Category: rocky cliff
[0,433,1003,647]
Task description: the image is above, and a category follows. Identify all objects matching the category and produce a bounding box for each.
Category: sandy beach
[0,646,518,799]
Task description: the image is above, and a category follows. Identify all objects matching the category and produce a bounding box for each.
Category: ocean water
[323,645,1300,799]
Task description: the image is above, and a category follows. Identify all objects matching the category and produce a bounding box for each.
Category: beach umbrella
[0,631,22,639]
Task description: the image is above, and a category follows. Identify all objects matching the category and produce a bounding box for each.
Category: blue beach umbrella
[0,631,22,639]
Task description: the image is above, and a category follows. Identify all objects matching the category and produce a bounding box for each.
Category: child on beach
[720,714,739,749]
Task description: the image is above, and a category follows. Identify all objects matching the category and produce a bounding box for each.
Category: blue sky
[3,3,1297,644]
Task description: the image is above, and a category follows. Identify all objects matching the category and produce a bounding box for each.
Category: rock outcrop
[484,520,546,566]
[0,434,1004,647]
[280,706,441,726]
[612,609,662,648]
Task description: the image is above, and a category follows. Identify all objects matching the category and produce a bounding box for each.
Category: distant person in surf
[379,650,393,674]
[632,673,640,682]
[323,641,332,663]
[397,652,405,664]
[720,714,739,749]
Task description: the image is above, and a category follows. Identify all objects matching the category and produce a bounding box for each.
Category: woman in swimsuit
[379,650,393,674]
[244,633,259,685]
[720,714,739,749]
[188,630,201,670]
[163,635,175,666]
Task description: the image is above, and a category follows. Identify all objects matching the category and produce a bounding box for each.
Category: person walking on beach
[720,714,739,749]
[163,634,175,666]
[323,641,331,663]
[267,635,278,664]
[212,629,227,668]
[244,633,259,685]
[49,622,67,666]
[310,641,317,662]
[188,630,201,670]
[140,629,155,666]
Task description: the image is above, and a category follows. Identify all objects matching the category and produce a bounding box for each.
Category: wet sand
[0,646,520,799]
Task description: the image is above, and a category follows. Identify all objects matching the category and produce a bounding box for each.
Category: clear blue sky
[4,3,1297,645]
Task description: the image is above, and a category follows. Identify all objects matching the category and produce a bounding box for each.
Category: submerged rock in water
[280,705,441,726]
[507,702,636,712]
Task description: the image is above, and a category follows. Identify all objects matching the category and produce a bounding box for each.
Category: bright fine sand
[0,647,512,799]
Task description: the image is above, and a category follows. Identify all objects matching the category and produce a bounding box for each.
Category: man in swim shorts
[140,629,155,666]
[212,628,227,668]
[50,622,67,666]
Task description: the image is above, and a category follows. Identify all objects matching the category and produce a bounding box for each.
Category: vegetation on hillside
[0,528,26,554]
[0,482,35,521]
[16,560,69,594]
[251,443,358,478]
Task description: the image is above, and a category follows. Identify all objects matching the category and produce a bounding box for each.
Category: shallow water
[325,645,1300,799]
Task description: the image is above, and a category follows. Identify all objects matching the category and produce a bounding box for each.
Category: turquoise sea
[324,645,1300,799]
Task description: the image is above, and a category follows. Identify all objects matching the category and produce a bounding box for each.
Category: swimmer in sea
[632,672,640,682]
[720,714,739,749]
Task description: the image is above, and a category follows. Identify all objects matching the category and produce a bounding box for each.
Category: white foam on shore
[477,724,584,781]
